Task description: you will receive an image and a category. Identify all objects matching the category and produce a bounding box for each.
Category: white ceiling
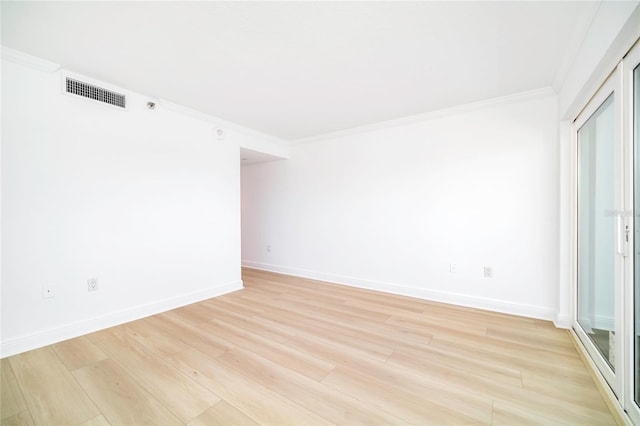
[2,1,599,141]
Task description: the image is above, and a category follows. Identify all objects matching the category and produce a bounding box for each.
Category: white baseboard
[554,313,571,329]
[242,261,555,321]
[0,280,243,358]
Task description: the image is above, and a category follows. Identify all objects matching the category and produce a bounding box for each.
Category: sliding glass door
[575,69,623,394]
[629,41,640,424]
[574,40,640,423]
[577,93,617,371]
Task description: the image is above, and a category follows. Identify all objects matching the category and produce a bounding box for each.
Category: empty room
[2,1,640,425]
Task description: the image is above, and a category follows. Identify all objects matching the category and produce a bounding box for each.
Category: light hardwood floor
[1,268,615,425]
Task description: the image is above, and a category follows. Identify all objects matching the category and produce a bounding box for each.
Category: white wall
[242,90,559,320]
[158,99,291,160]
[0,52,267,357]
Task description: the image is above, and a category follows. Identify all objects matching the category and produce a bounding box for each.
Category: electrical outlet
[42,286,55,299]
[483,266,493,278]
[88,278,99,292]
[267,245,271,252]
[449,264,457,273]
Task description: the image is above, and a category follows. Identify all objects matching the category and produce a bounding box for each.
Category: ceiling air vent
[65,77,126,109]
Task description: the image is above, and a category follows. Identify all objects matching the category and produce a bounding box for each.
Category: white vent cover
[65,77,126,109]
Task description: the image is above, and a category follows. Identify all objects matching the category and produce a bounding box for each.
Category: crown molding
[293,87,557,145]
[1,46,60,73]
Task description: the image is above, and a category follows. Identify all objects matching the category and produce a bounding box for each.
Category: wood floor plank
[0,411,34,426]
[389,347,610,424]
[217,345,408,425]
[277,319,393,366]
[196,318,336,381]
[491,394,613,425]
[485,326,579,356]
[322,367,483,425]
[278,291,392,323]
[491,400,567,426]
[187,401,259,426]
[72,358,182,426]
[164,302,219,326]
[8,347,100,425]
[387,347,524,388]
[429,335,593,385]
[418,302,537,327]
[202,296,265,317]
[270,322,494,423]
[258,309,396,359]
[78,414,111,426]
[53,335,108,371]
[341,293,427,314]
[328,346,493,423]
[347,299,491,337]
[0,360,27,421]
[88,327,220,423]
[220,300,396,363]
[427,322,588,369]
[123,319,192,358]
[266,308,430,359]
[0,268,615,425]
[166,347,332,425]
[521,371,609,407]
[152,311,235,358]
[199,303,293,344]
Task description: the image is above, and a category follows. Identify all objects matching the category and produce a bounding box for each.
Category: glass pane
[577,93,616,371]
[635,63,640,406]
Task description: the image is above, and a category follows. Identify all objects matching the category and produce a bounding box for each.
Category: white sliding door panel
[574,66,623,396]
[574,39,640,424]
[627,39,640,424]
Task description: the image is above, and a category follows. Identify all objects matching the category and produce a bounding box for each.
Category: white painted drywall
[242,90,559,320]
[158,98,291,160]
[0,54,263,356]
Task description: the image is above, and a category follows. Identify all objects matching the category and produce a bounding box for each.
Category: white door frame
[623,38,640,425]
[572,63,624,399]
[571,39,640,424]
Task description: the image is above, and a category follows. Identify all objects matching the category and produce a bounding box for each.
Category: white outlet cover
[88,278,99,292]
[42,286,55,299]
